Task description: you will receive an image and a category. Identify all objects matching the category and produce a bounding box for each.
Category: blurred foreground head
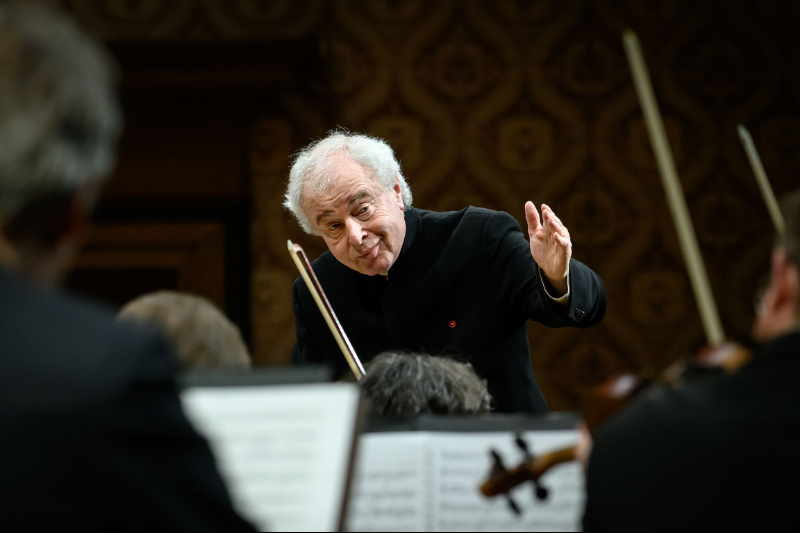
[360,351,492,418]
[0,2,121,283]
[118,291,251,370]
[753,189,800,342]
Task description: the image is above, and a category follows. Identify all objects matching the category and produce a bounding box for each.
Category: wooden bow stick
[287,240,365,380]
[737,124,785,234]
[623,30,725,346]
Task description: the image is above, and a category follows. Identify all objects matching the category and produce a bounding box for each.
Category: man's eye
[329,224,340,231]
[358,206,369,215]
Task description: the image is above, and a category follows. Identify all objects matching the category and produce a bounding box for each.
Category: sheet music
[430,431,581,532]
[181,383,361,532]
[347,429,581,532]
[346,434,430,532]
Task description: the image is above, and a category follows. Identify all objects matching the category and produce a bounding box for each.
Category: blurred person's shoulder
[0,267,174,409]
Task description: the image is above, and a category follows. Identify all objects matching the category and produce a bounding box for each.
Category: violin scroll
[480,435,576,512]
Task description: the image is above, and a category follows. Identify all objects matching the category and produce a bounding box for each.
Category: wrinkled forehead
[300,153,383,210]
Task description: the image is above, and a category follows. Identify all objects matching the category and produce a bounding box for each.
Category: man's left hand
[525,201,572,296]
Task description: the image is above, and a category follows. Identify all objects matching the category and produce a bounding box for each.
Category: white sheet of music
[346,433,430,532]
[347,429,581,532]
[180,383,361,532]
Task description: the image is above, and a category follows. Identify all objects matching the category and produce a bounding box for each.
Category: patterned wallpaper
[64,0,800,410]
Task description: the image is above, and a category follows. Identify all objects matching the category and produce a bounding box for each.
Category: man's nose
[345,218,366,246]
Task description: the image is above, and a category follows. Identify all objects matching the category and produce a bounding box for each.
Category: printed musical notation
[181,383,361,532]
[347,430,581,532]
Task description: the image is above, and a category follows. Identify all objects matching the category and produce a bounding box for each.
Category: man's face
[303,155,406,276]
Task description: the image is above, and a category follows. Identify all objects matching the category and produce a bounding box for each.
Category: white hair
[0,3,121,219]
[283,130,413,234]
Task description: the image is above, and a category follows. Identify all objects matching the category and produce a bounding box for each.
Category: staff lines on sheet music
[438,517,578,532]
[226,468,316,483]
[232,491,314,509]
[192,409,325,423]
[353,506,421,518]
[216,446,320,464]
[439,450,487,460]
[438,484,475,495]
[353,469,419,483]
[438,499,579,512]
[351,489,419,500]
[215,434,322,451]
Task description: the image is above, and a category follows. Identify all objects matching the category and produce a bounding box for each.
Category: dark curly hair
[359,351,493,418]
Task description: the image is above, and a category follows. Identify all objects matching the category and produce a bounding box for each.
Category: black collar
[750,331,800,367]
[385,206,420,281]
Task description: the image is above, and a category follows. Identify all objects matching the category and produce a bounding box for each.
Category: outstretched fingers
[555,232,571,249]
[541,205,563,235]
[525,201,541,237]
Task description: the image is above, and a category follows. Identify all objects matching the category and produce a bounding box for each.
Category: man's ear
[785,256,800,320]
[393,175,404,210]
[769,250,797,314]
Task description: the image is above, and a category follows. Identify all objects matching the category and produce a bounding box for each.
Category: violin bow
[737,124,785,235]
[623,30,726,346]
[287,240,366,380]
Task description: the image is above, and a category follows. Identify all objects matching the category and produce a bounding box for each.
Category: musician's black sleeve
[481,209,607,329]
[291,278,323,364]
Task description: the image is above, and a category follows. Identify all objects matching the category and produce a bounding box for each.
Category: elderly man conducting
[285,131,607,412]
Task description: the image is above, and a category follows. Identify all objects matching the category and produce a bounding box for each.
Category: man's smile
[358,242,379,260]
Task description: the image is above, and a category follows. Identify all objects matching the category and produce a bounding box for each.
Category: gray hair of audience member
[283,130,413,234]
[359,351,492,418]
[0,2,121,220]
[780,189,800,270]
[118,291,252,370]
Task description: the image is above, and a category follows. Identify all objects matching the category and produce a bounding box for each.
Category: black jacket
[583,332,800,532]
[0,267,254,531]
[292,206,607,412]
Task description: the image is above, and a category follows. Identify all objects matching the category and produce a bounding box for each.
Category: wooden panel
[106,110,245,197]
[67,223,225,310]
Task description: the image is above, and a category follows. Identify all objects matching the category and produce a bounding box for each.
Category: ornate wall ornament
[66,0,196,39]
[367,115,425,171]
[498,117,554,172]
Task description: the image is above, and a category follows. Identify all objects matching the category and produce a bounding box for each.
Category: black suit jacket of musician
[583,332,800,532]
[291,206,607,413]
[0,267,254,531]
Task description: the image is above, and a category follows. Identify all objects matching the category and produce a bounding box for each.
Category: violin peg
[514,433,532,460]
[505,494,521,515]
[490,449,506,471]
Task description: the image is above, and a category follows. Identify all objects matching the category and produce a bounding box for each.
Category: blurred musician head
[118,291,252,370]
[284,130,413,276]
[752,189,800,343]
[360,350,493,418]
[0,2,121,285]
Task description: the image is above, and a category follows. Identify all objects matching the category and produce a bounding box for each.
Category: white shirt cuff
[538,267,570,305]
